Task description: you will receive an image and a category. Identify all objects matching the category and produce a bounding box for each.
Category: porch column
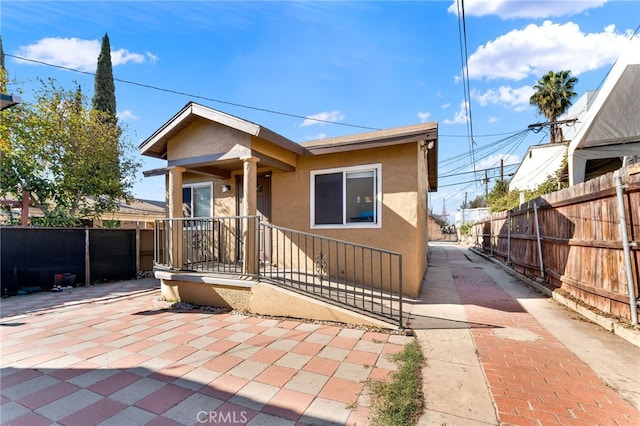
[168,166,186,269]
[241,156,259,274]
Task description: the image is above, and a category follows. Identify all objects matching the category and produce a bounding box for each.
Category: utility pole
[484,170,489,202]
[500,159,504,181]
[462,192,467,224]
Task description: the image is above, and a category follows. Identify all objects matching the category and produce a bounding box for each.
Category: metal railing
[154,216,403,327]
[154,216,259,275]
[259,223,403,327]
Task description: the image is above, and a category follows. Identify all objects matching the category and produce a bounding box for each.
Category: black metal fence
[1,227,154,297]
[153,216,404,327]
[260,223,403,327]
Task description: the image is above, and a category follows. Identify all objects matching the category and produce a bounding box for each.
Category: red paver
[327,336,358,349]
[255,365,298,387]
[88,371,142,396]
[135,384,193,414]
[345,349,379,366]
[3,412,52,426]
[248,347,287,364]
[453,265,640,425]
[303,357,341,376]
[291,341,324,356]
[319,377,364,404]
[58,397,128,426]
[16,381,79,410]
[202,374,249,400]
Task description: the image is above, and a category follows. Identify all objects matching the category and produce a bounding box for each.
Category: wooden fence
[470,166,639,322]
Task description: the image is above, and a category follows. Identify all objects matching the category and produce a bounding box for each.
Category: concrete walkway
[1,242,639,425]
[413,242,640,425]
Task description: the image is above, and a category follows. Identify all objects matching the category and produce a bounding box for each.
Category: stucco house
[139,102,438,328]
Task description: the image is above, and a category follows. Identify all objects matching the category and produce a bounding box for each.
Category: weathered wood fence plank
[471,166,640,322]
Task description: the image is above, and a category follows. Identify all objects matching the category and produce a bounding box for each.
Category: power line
[440,163,518,179]
[455,0,477,174]
[7,53,546,141]
[7,53,380,131]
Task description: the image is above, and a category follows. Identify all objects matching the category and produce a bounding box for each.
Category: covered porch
[151,215,405,328]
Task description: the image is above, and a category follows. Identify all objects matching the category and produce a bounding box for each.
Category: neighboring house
[139,102,438,327]
[0,93,22,111]
[509,142,568,192]
[0,196,165,228]
[568,37,640,185]
[510,37,639,191]
[454,207,490,229]
[95,199,166,229]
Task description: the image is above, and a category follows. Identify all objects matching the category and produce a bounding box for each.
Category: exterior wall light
[221,184,231,193]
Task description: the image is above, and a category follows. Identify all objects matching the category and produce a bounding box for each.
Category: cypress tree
[1,35,6,92]
[91,33,122,190]
[92,33,117,123]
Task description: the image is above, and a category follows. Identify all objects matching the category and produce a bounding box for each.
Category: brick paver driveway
[1,279,411,425]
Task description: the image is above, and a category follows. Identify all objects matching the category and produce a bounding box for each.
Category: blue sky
[2,0,639,219]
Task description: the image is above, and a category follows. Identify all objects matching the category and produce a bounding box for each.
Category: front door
[237,173,272,263]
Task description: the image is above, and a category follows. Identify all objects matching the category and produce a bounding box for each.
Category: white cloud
[15,37,152,72]
[117,109,140,121]
[471,85,533,111]
[447,0,607,19]
[300,110,345,127]
[443,100,469,125]
[488,116,500,124]
[441,103,451,109]
[467,21,632,81]
[417,111,431,123]
[146,51,159,64]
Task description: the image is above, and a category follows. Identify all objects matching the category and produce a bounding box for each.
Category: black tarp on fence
[1,227,143,296]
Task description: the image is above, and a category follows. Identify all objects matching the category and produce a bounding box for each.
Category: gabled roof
[569,38,640,151]
[568,37,640,184]
[139,102,306,159]
[509,142,568,192]
[303,122,439,190]
[139,102,439,190]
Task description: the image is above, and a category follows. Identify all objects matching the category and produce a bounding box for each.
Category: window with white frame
[311,164,381,228]
[182,183,213,218]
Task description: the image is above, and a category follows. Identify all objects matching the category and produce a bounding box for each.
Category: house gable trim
[139,102,307,159]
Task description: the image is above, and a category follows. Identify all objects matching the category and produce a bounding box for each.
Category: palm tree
[529,70,578,143]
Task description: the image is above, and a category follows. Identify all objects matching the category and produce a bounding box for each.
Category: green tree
[92,33,117,122]
[0,78,140,226]
[529,70,578,143]
[486,156,569,213]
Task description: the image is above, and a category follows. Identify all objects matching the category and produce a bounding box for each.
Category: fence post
[507,210,511,265]
[533,203,545,280]
[614,171,638,326]
[85,227,91,286]
[136,223,141,278]
[490,216,493,256]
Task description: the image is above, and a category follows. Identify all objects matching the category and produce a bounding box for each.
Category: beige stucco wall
[167,118,252,162]
[161,280,252,309]
[270,142,427,296]
[160,121,430,297]
[160,279,393,328]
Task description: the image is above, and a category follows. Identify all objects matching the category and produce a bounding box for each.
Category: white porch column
[168,166,186,269]
[242,156,259,274]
